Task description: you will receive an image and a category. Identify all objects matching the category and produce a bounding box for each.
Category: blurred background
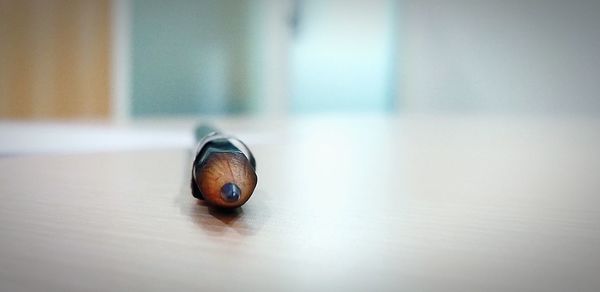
[2,0,599,121]
[2,2,600,290]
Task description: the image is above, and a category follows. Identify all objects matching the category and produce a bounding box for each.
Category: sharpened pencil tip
[220,183,241,202]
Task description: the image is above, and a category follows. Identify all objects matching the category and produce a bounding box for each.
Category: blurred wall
[401,0,600,114]
[0,0,111,119]
[131,0,258,117]
[290,0,397,113]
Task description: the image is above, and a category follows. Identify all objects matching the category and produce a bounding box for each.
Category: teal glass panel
[290,0,398,113]
[131,0,253,116]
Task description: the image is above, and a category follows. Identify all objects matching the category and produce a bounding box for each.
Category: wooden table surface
[1,115,599,291]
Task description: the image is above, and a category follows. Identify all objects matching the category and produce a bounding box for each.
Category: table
[1,115,599,291]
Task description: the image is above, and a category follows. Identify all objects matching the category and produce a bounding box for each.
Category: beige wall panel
[0,0,110,120]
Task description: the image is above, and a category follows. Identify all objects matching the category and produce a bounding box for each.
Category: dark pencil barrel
[194,125,219,141]
[191,125,257,209]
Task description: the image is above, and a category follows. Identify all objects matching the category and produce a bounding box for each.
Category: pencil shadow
[176,149,269,236]
[185,191,269,236]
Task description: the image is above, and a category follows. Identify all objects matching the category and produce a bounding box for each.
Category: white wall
[401,0,600,114]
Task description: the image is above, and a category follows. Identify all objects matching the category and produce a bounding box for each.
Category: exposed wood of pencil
[194,152,257,208]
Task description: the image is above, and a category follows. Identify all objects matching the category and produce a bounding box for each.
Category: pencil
[191,125,257,209]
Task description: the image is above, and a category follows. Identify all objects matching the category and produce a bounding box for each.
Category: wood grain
[195,152,257,209]
[0,0,111,120]
[0,116,599,291]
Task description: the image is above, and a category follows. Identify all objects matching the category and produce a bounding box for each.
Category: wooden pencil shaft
[191,126,257,209]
